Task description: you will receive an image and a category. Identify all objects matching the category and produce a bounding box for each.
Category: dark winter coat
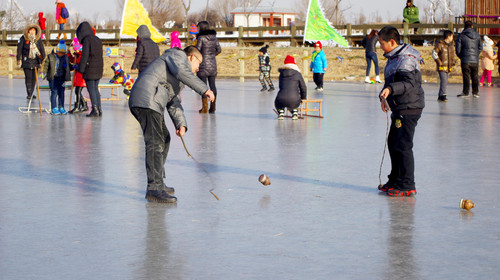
[432,39,455,72]
[382,44,425,115]
[196,30,221,77]
[361,34,378,53]
[455,28,483,64]
[16,24,46,69]
[274,64,307,110]
[43,50,72,81]
[76,21,103,80]
[131,25,160,72]
[129,48,209,130]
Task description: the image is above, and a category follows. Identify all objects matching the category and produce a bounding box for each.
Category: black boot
[97,106,102,116]
[209,101,216,114]
[86,105,99,117]
[68,93,80,114]
[80,96,89,112]
[145,190,177,203]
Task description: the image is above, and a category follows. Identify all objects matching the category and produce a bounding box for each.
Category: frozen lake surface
[0,78,499,279]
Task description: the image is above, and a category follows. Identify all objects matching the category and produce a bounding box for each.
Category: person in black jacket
[196,21,221,114]
[76,22,103,117]
[378,25,425,197]
[455,21,483,98]
[16,24,45,100]
[131,25,160,74]
[275,55,307,120]
[361,30,382,83]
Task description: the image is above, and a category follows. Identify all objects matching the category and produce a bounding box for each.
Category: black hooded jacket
[131,25,160,72]
[455,28,483,64]
[76,22,103,80]
[274,65,307,110]
[196,30,221,77]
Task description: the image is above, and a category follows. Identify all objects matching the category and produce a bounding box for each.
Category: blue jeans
[49,78,65,109]
[365,51,379,76]
[59,24,64,30]
[85,79,101,107]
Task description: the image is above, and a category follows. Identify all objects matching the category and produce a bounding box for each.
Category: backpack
[60,7,69,19]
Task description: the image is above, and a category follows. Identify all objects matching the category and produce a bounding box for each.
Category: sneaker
[260,87,267,92]
[145,190,177,203]
[378,181,394,192]
[437,96,448,102]
[59,107,67,115]
[364,77,371,83]
[291,109,299,120]
[317,87,324,91]
[268,86,275,92]
[473,94,480,98]
[314,86,319,90]
[457,93,469,98]
[277,109,285,120]
[164,184,175,194]
[52,107,61,115]
[26,95,37,100]
[387,188,417,197]
[375,77,383,83]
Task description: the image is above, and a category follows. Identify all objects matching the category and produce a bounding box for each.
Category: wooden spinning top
[460,199,475,211]
[259,174,271,185]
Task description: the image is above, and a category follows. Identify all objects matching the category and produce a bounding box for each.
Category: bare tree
[212,0,239,27]
[181,0,192,28]
[188,9,222,27]
[241,0,263,29]
[355,8,366,25]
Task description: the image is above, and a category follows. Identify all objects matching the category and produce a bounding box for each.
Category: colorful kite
[120,0,165,43]
[304,0,349,47]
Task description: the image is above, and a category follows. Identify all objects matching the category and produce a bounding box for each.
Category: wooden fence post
[8,48,13,79]
[303,50,309,83]
[346,24,352,45]
[238,26,244,47]
[290,25,297,47]
[403,22,409,44]
[239,48,245,82]
[2,30,6,46]
[119,49,124,68]
[447,22,454,33]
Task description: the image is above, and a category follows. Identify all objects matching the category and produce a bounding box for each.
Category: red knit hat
[314,41,322,49]
[284,55,296,64]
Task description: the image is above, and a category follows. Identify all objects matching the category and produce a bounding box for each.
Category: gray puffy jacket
[196,30,221,77]
[383,44,425,114]
[455,28,483,63]
[129,48,209,130]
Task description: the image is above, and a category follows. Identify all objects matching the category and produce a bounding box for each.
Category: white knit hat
[483,35,494,47]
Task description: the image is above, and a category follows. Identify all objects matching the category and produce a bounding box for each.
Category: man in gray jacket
[129,46,215,203]
[456,21,483,98]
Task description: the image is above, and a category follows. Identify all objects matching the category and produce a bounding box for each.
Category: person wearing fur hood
[479,35,497,87]
[131,25,160,74]
[275,55,307,120]
[16,24,46,100]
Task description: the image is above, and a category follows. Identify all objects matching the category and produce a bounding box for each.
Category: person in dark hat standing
[258,45,275,92]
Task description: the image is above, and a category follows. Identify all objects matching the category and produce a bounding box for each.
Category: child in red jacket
[67,38,88,113]
[38,12,46,40]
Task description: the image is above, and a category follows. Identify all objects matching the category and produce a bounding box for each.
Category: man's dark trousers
[461,63,479,95]
[387,114,421,191]
[131,107,170,191]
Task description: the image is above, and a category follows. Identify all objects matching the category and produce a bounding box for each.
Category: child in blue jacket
[310,41,327,91]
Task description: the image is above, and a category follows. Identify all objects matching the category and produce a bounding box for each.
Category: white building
[231,6,297,32]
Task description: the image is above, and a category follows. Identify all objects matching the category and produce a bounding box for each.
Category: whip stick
[378,97,390,186]
[180,135,220,200]
[68,70,76,111]
[34,67,42,116]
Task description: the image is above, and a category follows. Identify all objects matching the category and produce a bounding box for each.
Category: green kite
[304,0,349,47]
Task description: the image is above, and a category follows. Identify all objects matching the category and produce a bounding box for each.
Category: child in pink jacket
[170,31,182,48]
[480,36,497,87]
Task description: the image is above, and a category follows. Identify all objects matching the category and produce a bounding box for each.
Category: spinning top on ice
[259,174,271,186]
[460,199,475,211]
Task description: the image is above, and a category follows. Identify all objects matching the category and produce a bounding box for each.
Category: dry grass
[2,45,498,85]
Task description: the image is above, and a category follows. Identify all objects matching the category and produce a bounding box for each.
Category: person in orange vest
[55,0,68,39]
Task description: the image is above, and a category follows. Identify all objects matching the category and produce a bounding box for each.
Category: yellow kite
[120,0,165,43]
